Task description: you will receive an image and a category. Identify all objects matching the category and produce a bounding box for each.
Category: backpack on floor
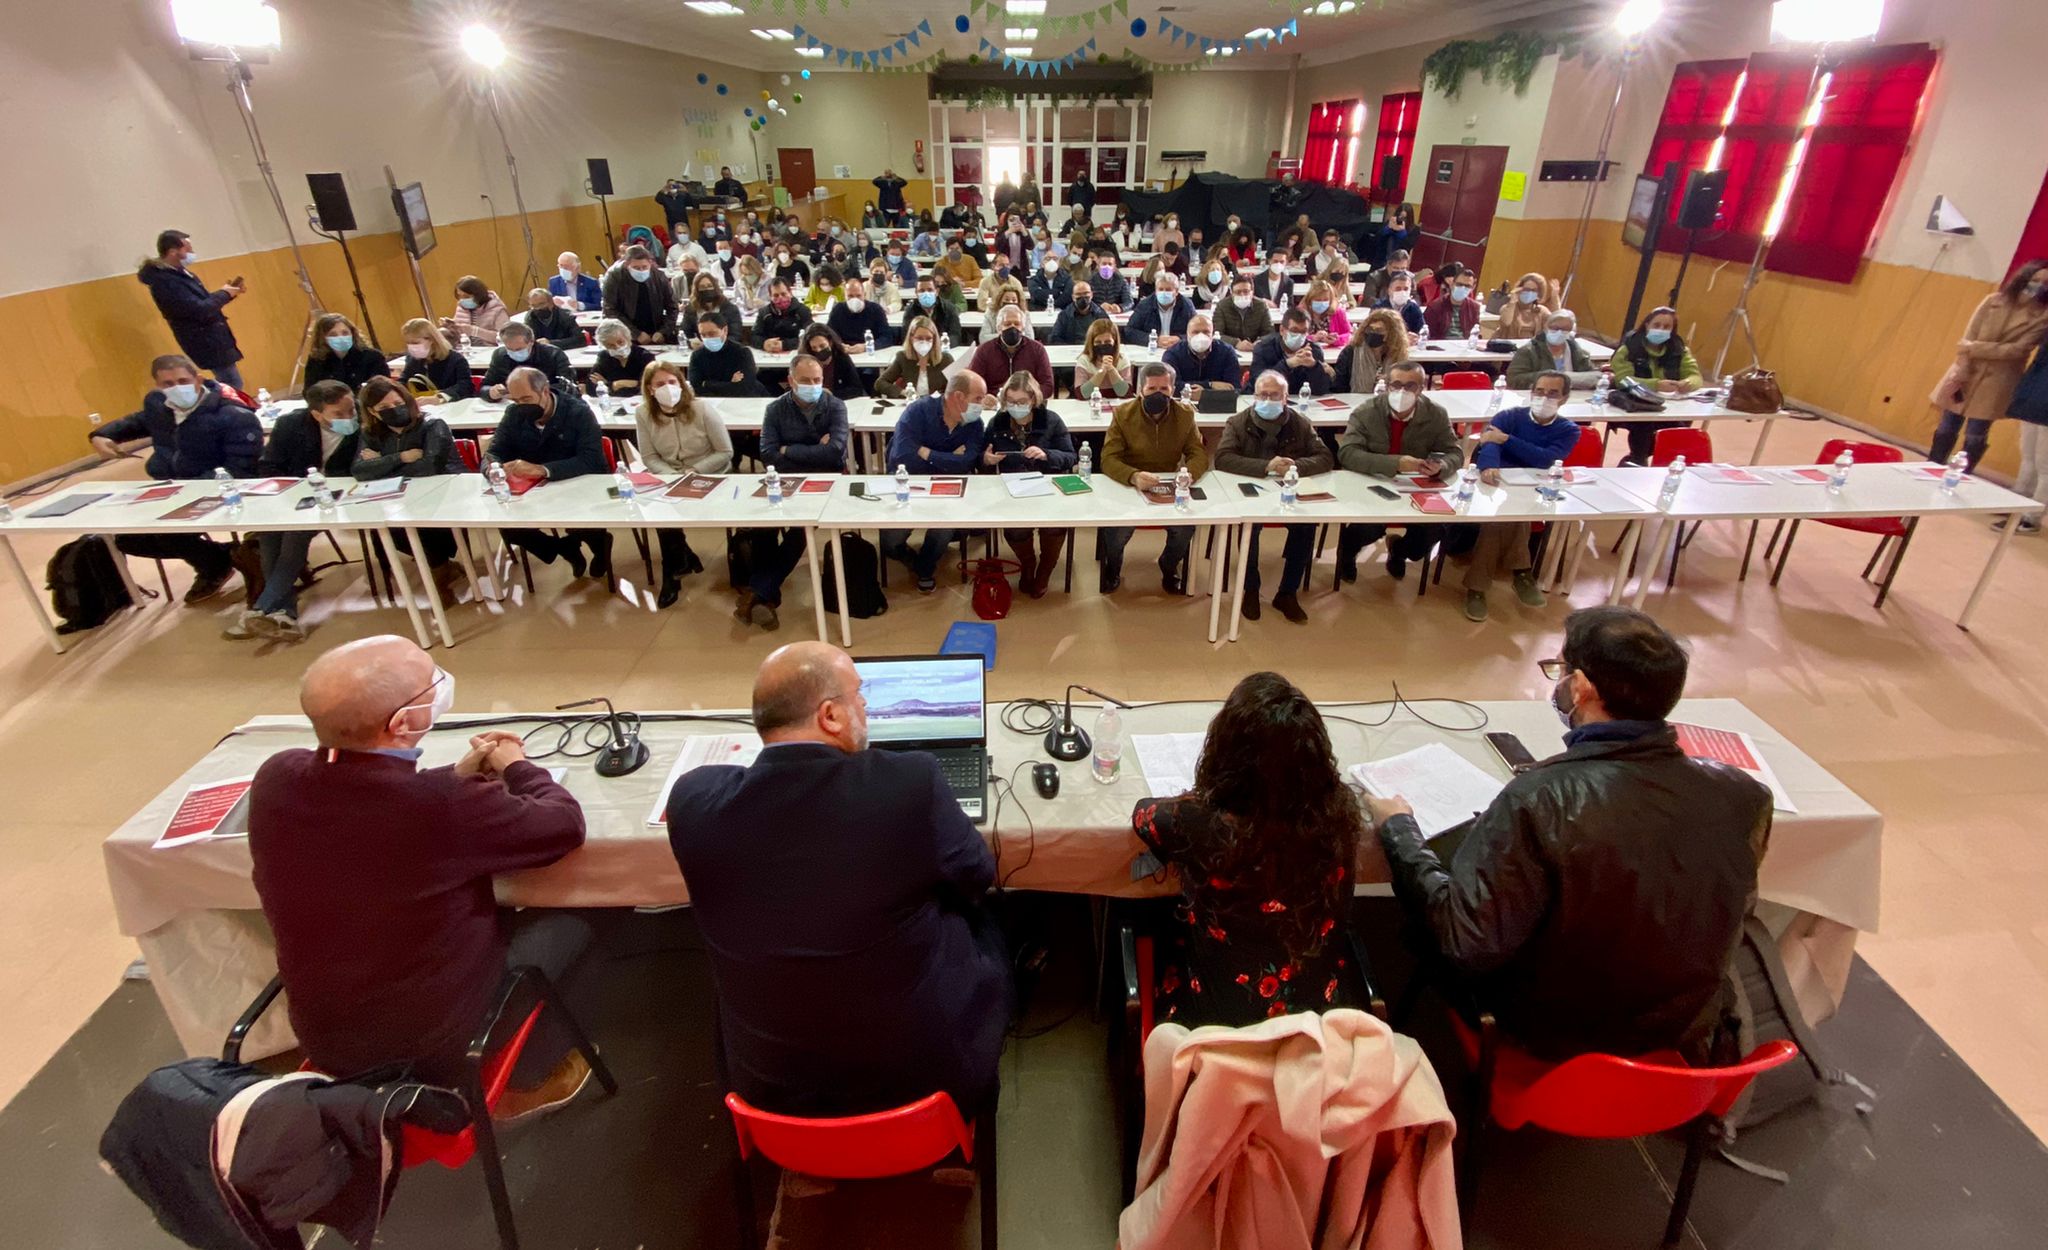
[1723,915,1875,1136]
[46,536,135,633]
[820,533,889,619]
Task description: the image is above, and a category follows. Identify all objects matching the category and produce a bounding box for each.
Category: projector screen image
[856,658,985,743]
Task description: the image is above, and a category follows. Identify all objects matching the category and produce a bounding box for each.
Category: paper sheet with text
[1131,732,1205,797]
[644,733,764,826]
[1350,744,1506,839]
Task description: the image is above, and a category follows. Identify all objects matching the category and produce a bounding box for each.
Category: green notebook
[1052,475,1093,495]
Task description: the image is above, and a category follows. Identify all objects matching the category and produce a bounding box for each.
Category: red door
[778,148,817,199]
[1413,144,1507,275]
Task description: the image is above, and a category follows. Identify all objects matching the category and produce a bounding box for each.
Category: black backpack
[820,533,889,619]
[46,536,134,634]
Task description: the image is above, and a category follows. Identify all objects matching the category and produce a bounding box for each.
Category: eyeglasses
[1538,658,1569,681]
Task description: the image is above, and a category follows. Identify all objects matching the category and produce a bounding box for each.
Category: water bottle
[214,467,243,510]
[1147,328,1158,351]
[487,459,512,503]
[614,468,637,503]
[1173,464,1192,511]
[1077,442,1092,479]
[940,332,951,356]
[1297,381,1311,406]
[1719,373,1736,399]
[305,468,333,509]
[254,388,278,424]
[1417,321,1430,348]
[1592,371,1611,406]
[1941,449,1968,495]
[457,331,471,354]
[765,465,784,507]
[1827,450,1852,496]
[1467,324,1482,348]
[592,375,609,402]
[1486,375,1505,415]
[894,463,911,506]
[1452,463,1479,511]
[863,330,876,356]
[1373,376,1387,397]
[1280,463,1299,509]
[1090,702,1124,784]
[1660,456,1687,507]
[1539,459,1565,502]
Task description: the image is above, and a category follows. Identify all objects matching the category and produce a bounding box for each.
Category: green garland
[1422,33,1571,99]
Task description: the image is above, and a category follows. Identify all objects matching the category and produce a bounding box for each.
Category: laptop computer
[853,653,990,824]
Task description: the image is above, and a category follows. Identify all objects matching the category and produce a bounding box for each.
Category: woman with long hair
[352,376,461,600]
[1611,305,1704,464]
[798,323,864,399]
[1074,317,1132,402]
[1334,307,1412,396]
[978,371,1077,597]
[1931,259,2048,473]
[1494,271,1556,339]
[1130,671,1366,1025]
[874,315,953,398]
[635,362,731,605]
[1302,277,1353,351]
[396,318,470,403]
[302,313,386,389]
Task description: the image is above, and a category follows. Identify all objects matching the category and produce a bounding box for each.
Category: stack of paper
[1349,744,1506,839]
[1131,732,1205,797]
[1002,473,1057,499]
[644,733,765,825]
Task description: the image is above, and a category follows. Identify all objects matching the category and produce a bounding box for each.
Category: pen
[731,483,740,499]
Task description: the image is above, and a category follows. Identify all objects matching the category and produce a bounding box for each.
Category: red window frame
[1370,91,1423,200]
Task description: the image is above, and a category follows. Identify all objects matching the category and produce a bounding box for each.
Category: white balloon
[780,73,791,85]
[767,98,780,110]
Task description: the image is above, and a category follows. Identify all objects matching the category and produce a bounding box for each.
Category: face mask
[1166,220,1178,229]
[793,383,824,404]
[716,248,731,259]
[607,345,630,360]
[390,667,455,741]
[629,268,652,283]
[181,245,198,261]
[1452,285,1473,301]
[1283,331,1306,350]
[1155,290,1175,306]
[1005,403,1032,420]
[322,415,358,437]
[1531,396,1562,422]
[1310,300,1330,315]
[1387,389,1417,414]
[1043,261,1059,274]
[1099,264,1116,279]
[1518,289,1540,304]
[1232,294,1252,310]
[777,253,791,264]
[1072,297,1091,311]
[918,291,937,307]
[1551,674,1578,728]
[700,335,725,351]
[406,341,431,359]
[1364,331,1387,349]
[1253,399,1285,421]
[655,383,684,407]
[1390,291,1412,307]
[1269,261,1286,274]
[459,297,479,309]
[1141,391,1170,418]
[1188,333,1213,354]
[845,297,866,314]
[506,347,531,363]
[1645,327,1673,346]
[559,268,577,285]
[507,402,543,423]
[772,294,793,310]
[889,254,903,264]
[1000,328,1023,348]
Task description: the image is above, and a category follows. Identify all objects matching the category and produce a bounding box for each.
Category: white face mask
[1187,333,1213,354]
[1232,294,1252,310]
[606,345,630,359]
[845,297,866,314]
[1531,396,1562,421]
[405,341,431,359]
[1387,389,1418,414]
[388,667,454,743]
[912,338,934,355]
[655,382,684,408]
[1269,260,1286,274]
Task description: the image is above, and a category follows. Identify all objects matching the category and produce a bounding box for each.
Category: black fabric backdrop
[1122,173,1379,248]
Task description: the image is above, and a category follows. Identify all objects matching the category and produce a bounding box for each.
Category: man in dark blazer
[667,641,1011,1117]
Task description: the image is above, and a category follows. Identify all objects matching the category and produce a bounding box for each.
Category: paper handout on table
[664,473,724,500]
[239,477,303,496]
[154,776,254,849]
[1498,468,1586,487]
[1562,483,1645,513]
[1002,473,1058,499]
[345,478,407,503]
[107,486,184,506]
[862,477,966,498]
[1670,722,1797,813]
[644,733,765,825]
[1349,744,1506,839]
[1692,465,1770,485]
[1131,732,1205,797]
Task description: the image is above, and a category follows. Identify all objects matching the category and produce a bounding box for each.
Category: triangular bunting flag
[918,18,931,36]
[791,23,805,39]
[836,48,848,64]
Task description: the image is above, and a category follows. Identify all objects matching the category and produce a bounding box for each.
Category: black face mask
[1364,331,1387,349]
[1141,391,1170,418]
[507,402,544,424]
[1072,299,1091,313]
[377,406,412,428]
[1000,328,1023,348]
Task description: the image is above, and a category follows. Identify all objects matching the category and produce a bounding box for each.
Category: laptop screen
[854,654,986,745]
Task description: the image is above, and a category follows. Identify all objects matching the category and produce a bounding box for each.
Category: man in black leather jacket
[1369,606,1771,1061]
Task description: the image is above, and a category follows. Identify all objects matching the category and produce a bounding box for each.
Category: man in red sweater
[249,635,591,1115]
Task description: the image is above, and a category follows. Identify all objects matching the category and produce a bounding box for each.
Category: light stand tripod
[480,77,542,295]
[225,54,323,394]
[584,178,615,256]
[307,208,377,348]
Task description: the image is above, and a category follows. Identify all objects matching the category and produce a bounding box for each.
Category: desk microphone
[558,697,650,777]
[1045,684,1129,762]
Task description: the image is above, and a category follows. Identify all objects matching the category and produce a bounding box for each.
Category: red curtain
[2012,168,2048,279]
[1370,91,1423,198]
[1302,100,1355,185]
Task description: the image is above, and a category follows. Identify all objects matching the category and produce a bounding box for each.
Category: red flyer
[663,474,722,500]
[153,777,254,849]
[1671,723,1761,770]
[927,478,967,498]
[240,477,302,496]
[1410,492,1456,515]
[159,497,225,521]
[797,478,835,495]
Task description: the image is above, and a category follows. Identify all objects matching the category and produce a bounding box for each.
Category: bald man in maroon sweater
[249,635,591,1115]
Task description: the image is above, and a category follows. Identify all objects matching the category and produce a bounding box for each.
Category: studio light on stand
[172,0,324,394]
[1045,685,1130,763]
[1558,0,1664,314]
[463,25,543,296]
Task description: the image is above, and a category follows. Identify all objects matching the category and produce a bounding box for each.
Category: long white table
[104,697,1880,1058]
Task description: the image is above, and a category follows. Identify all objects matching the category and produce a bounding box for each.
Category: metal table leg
[1227,522,1256,643]
[374,527,434,649]
[830,528,853,647]
[806,527,829,639]
[405,525,457,648]
[2,533,68,653]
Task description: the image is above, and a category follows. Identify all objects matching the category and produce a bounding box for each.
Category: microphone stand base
[1045,724,1092,762]
[596,739,651,778]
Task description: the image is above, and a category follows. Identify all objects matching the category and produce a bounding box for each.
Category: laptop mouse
[1031,763,1061,800]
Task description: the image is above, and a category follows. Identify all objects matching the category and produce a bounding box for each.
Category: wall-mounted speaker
[306,173,356,232]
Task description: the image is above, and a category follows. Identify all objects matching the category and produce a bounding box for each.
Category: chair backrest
[1498,1040,1800,1137]
[398,1003,544,1170]
[1651,426,1713,467]
[1817,438,1904,467]
[724,1091,974,1180]
[1565,426,1605,469]
[219,384,258,408]
[1438,370,1491,391]
[602,437,620,472]
[454,438,482,472]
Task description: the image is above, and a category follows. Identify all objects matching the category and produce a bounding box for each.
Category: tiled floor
[2,410,2046,1156]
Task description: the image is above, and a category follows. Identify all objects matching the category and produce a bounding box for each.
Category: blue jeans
[211,363,245,392]
[252,531,314,616]
[881,528,959,581]
[1929,410,1990,473]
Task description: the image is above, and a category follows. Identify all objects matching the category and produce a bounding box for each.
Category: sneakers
[220,610,261,641]
[916,576,937,594]
[1512,570,1546,607]
[1272,592,1307,624]
[2020,518,2043,536]
[248,610,305,642]
[493,1052,592,1124]
[1463,590,1489,622]
[184,570,235,604]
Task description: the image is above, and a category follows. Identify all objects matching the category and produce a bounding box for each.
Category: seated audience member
[353,377,461,601]
[1457,371,1582,622]
[1302,278,1353,352]
[1413,263,1442,307]
[1048,280,1100,345]
[398,319,473,403]
[740,356,848,631]
[635,363,731,608]
[904,274,963,345]
[942,236,983,287]
[1089,253,1132,312]
[734,256,774,313]
[1250,308,1334,395]
[978,260,1027,317]
[1133,254,1168,301]
[1495,272,1555,339]
[876,318,953,399]
[1216,370,1331,623]
[755,277,812,353]
[1375,266,1425,336]
[1155,241,1189,281]
[549,251,604,312]
[687,311,764,398]
[1029,251,1073,310]
[797,324,865,400]
[666,641,1010,1116]
[804,264,845,314]
[1190,250,1233,308]
[1370,607,1772,1061]
[667,231,710,272]
[602,246,679,345]
[881,240,917,288]
[480,321,573,400]
[827,276,894,350]
[910,224,945,258]
[522,288,584,351]
[882,373,988,593]
[1225,228,1259,268]
[767,241,811,288]
[1161,315,1242,391]
[1506,309,1602,390]
[1612,305,1705,464]
[590,318,656,396]
[1075,319,1134,402]
[1215,274,1275,353]
[980,371,1077,597]
[706,236,741,288]
[1311,233,1353,283]
[669,254,705,307]
[89,355,261,604]
[250,635,591,1106]
[700,209,733,249]
[958,227,991,267]
[303,314,386,390]
[1253,255,1294,308]
[1099,363,1209,594]
[1333,361,1463,583]
[441,275,509,346]
[981,285,1035,343]
[1131,671,1368,1024]
[683,272,748,348]
[968,305,1055,396]
[226,378,360,641]
[1423,263,1484,340]
[1124,271,1196,348]
[1334,308,1412,396]
[862,259,903,315]
[1153,212,1186,254]
[488,367,612,577]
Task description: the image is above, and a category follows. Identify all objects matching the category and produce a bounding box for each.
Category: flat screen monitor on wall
[393,182,436,259]
[1621,174,1662,252]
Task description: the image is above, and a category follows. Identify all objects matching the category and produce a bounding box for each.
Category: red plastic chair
[1438,370,1492,390]
[454,438,482,472]
[218,383,258,408]
[1765,439,1915,608]
[1450,1012,1799,1247]
[1564,427,1605,469]
[725,1090,996,1249]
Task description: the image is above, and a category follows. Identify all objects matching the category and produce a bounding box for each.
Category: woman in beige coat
[634,362,732,607]
[1930,261,2048,471]
[1494,271,1558,339]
